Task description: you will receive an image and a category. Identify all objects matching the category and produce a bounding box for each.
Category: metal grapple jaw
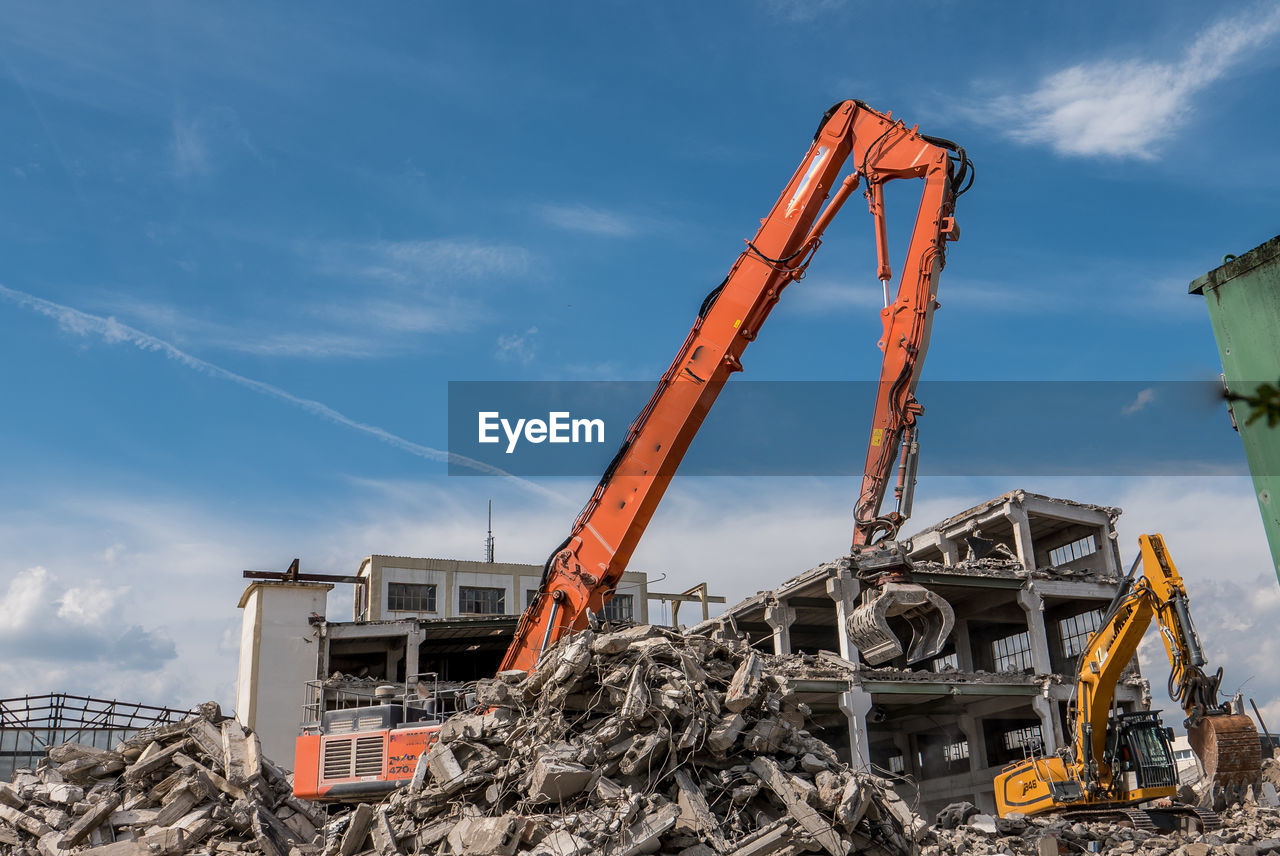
[849,582,955,666]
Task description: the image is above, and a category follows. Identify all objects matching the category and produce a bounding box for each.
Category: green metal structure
[1190,234,1280,583]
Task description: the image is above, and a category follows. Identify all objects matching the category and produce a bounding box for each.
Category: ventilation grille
[321,739,353,780]
[357,714,386,731]
[354,736,384,777]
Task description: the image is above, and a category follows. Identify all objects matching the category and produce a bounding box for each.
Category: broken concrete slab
[369,808,401,856]
[220,721,263,787]
[445,815,523,856]
[706,713,747,755]
[725,651,764,713]
[57,794,120,848]
[338,803,373,856]
[0,711,323,856]
[750,758,846,856]
[529,829,592,856]
[528,757,594,804]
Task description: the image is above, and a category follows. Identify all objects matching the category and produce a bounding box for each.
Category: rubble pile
[924,798,1280,856]
[361,624,918,856]
[0,703,322,856]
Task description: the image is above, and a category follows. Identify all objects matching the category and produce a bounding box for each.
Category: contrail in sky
[0,284,575,508]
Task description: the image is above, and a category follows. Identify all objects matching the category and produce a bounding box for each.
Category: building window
[602,594,635,622]
[526,589,538,609]
[387,582,436,612]
[943,740,969,763]
[992,631,1034,672]
[1058,610,1103,658]
[888,754,905,774]
[1049,534,1098,567]
[459,586,505,615]
[932,652,958,672]
[1002,725,1044,753]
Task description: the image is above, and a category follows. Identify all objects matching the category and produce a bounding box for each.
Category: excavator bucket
[1188,713,1262,791]
[849,582,955,665]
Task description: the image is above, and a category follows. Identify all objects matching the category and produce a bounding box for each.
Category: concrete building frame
[693,491,1150,818]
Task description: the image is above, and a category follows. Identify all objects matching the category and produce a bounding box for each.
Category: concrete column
[385,643,402,683]
[405,625,424,682]
[1016,587,1054,676]
[952,618,975,672]
[957,714,989,772]
[1032,694,1062,754]
[890,732,915,778]
[1103,528,1123,578]
[826,569,862,664]
[936,537,961,567]
[1007,505,1037,571]
[235,581,333,770]
[839,686,874,771]
[764,599,796,656]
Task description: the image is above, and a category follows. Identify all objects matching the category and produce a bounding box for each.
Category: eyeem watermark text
[478,411,605,454]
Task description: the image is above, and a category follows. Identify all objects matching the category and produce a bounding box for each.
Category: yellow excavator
[995,534,1261,825]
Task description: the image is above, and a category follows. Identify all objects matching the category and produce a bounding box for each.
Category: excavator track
[1052,805,1219,834]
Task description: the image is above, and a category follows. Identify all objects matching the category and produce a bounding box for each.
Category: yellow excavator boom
[994,534,1260,819]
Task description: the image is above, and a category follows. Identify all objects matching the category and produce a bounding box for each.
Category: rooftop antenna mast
[484,500,495,563]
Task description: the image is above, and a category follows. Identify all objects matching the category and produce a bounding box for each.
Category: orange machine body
[293,721,440,802]
[500,100,969,674]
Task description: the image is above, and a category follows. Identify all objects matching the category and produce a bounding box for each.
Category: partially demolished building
[236,557,661,765]
[694,491,1146,818]
[234,491,1147,820]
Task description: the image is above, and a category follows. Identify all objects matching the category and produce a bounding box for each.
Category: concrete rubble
[924,795,1280,856]
[0,702,322,856]
[2,630,1276,855]
[344,623,919,856]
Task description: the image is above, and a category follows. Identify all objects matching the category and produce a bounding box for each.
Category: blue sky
[1,2,1278,729]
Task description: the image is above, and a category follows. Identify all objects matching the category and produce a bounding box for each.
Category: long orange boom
[500,100,969,673]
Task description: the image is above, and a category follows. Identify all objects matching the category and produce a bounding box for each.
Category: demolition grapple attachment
[846,542,954,665]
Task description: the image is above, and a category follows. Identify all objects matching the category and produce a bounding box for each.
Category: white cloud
[0,283,573,505]
[983,6,1280,158]
[759,0,845,23]
[57,581,126,625]
[536,204,637,238]
[170,107,258,179]
[0,566,53,633]
[2,469,1276,735]
[784,276,1054,317]
[171,117,211,177]
[783,278,887,315]
[341,238,531,284]
[0,566,176,676]
[1122,387,1157,415]
[97,295,437,359]
[496,326,539,364]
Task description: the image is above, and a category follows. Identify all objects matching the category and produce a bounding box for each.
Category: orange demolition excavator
[500,98,968,675]
[294,99,971,801]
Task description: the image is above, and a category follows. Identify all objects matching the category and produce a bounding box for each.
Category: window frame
[458,585,506,615]
[386,581,437,613]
